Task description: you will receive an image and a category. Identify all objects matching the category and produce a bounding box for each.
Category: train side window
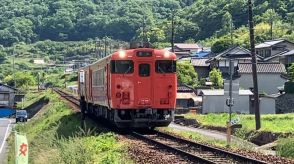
[139,64,150,77]
[156,60,176,73]
[111,60,134,74]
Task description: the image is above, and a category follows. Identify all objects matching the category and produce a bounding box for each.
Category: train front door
[136,62,152,106]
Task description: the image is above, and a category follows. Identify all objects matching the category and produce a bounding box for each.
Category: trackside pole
[80,96,86,130]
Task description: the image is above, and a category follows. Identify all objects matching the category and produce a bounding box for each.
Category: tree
[211,39,231,53]
[177,61,198,88]
[288,63,294,82]
[209,68,223,88]
[4,71,36,90]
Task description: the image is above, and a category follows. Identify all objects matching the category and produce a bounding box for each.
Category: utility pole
[143,15,147,43]
[104,36,107,57]
[230,20,234,46]
[270,11,273,40]
[37,73,40,91]
[229,59,234,122]
[95,38,98,59]
[13,47,16,89]
[171,11,175,52]
[248,0,261,130]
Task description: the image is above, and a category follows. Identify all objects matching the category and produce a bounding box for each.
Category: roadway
[0,118,14,163]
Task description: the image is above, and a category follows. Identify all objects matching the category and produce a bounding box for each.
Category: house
[199,89,253,114]
[0,83,17,108]
[280,49,294,67]
[256,39,294,59]
[259,93,294,114]
[176,85,199,109]
[236,63,287,94]
[190,58,210,79]
[168,43,202,59]
[206,46,262,77]
[34,59,45,65]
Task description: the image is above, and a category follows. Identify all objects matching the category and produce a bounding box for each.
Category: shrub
[277,137,294,158]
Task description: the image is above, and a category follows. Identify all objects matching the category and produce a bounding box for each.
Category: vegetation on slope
[277,137,294,158]
[7,91,131,164]
[184,113,294,134]
[0,0,293,47]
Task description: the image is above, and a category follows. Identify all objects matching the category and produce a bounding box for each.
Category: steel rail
[53,88,267,164]
[154,130,267,164]
[53,88,80,107]
[131,131,216,164]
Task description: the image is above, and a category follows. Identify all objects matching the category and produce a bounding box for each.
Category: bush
[284,82,294,93]
[277,137,294,158]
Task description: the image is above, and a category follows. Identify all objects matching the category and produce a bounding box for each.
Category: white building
[199,89,253,114]
[236,63,288,94]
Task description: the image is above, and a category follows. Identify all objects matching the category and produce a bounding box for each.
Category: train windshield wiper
[158,65,165,73]
[124,66,132,74]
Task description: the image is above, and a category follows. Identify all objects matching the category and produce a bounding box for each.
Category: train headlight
[119,51,126,58]
[164,51,171,58]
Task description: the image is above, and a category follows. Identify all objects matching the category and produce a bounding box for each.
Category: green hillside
[0,0,293,47]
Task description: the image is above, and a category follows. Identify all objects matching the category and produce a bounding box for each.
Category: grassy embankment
[157,127,256,151]
[181,113,294,158]
[7,90,132,164]
[184,113,294,134]
[16,91,44,109]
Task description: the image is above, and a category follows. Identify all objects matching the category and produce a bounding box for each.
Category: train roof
[79,48,176,71]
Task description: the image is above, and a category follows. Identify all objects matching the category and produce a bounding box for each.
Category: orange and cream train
[78,48,177,128]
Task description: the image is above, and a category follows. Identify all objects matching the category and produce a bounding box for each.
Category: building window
[0,94,9,101]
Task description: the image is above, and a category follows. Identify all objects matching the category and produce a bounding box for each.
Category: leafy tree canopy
[209,68,224,88]
[288,63,294,82]
[4,71,36,91]
[177,61,198,88]
[0,0,293,47]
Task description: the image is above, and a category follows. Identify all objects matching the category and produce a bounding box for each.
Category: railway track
[53,88,80,106]
[132,130,267,164]
[54,88,268,164]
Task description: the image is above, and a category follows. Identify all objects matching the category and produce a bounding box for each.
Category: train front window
[137,51,152,57]
[111,60,134,74]
[156,60,176,73]
[139,64,150,77]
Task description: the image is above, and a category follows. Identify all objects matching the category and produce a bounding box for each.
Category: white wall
[202,95,250,114]
[202,95,226,113]
[260,97,276,114]
[236,74,287,94]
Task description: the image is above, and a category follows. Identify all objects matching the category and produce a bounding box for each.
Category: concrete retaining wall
[24,97,49,118]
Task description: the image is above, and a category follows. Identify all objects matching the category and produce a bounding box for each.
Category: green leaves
[177,61,198,88]
[288,63,294,82]
[209,68,224,88]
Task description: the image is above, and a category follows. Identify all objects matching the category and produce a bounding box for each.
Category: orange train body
[78,48,177,128]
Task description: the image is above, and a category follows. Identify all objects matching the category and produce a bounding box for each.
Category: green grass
[277,137,294,159]
[184,113,294,134]
[17,91,44,109]
[7,90,132,164]
[158,127,255,150]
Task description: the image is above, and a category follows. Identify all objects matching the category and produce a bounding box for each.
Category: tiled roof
[207,46,253,62]
[177,85,194,92]
[282,49,294,56]
[0,83,17,91]
[176,92,197,99]
[191,58,210,67]
[255,39,288,49]
[263,51,288,61]
[238,63,286,74]
[200,89,253,96]
[175,43,200,49]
